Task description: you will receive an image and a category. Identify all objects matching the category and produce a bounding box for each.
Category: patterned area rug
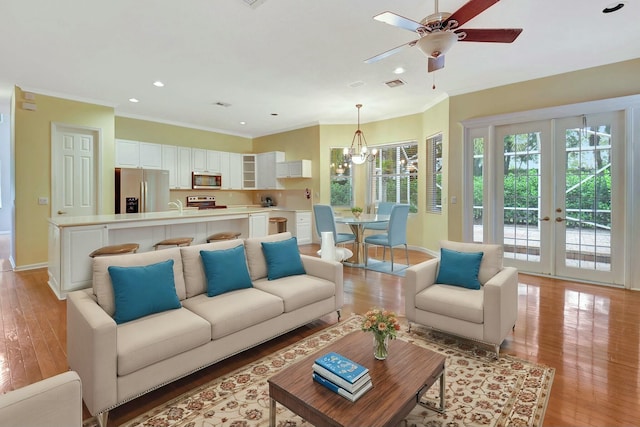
[110,316,554,427]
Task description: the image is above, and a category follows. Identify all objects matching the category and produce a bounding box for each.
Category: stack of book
[312,351,372,402]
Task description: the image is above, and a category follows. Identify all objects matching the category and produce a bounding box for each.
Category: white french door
[485,112,623,284]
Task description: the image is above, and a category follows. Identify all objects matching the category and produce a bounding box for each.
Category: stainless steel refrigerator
[115,168,170,213]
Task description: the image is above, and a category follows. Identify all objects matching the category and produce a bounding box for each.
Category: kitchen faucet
[168,199,183,214]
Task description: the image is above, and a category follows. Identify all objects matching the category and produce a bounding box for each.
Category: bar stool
[206,231,241,243]
[269,217,287,233]
[89,243,139,258]
[153,237,194,250]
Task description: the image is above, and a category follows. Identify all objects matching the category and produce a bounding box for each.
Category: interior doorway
[0,98,13,271]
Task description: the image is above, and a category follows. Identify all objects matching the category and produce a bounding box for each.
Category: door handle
[538,216,550,221]
[57,210,66,215]
[556,217,565,222]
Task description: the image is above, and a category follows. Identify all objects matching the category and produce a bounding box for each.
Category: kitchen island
[47,207,271,299]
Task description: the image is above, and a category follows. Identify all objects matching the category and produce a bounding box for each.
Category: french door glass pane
[503,132,542,262]
[563,124,612,271]
[473,137,484,243]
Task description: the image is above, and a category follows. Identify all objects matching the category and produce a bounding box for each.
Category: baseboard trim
[13,262,48,272]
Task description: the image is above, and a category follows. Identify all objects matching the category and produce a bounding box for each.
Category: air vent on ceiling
[242,0,267,8]
[348,81,366,88]
[213,101,232,108]
[385,79,406,88]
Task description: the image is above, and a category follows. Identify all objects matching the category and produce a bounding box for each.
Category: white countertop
[49,206,312,227]
[48,206,272,227]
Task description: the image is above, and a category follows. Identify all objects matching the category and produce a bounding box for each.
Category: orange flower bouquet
[361,308,401,360]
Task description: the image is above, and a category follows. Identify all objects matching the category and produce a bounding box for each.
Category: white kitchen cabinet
[295,211,312,244]
[192,148,221,173]
[139,142,163,169]
[249,213,269,238]
[177,147,193,189]
[222,152,243,190]
[276,160,312,178]
[257,151,285,189]
[115,139,162,169]
[115,139,140,168]
[242,154,257,189]
[162,145,178,188]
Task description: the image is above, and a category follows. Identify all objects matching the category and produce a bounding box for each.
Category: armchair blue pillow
[108,259,182,324]
[261,237,306,280]
[435,247,484,290]
[200,245,253,297]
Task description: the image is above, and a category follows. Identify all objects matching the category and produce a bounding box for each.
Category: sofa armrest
[0,371,82,427]
[404,258,439,322]
[300,255,344,309]
[483,266,519,345]
[66,289,117,416]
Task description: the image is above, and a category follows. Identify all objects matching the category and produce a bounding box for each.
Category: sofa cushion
[108,259,182,324]
[253,275,336,313]
[181,288,283,339]
[201,245,253,296]
[440,240,503,285]
[415,284,484,324]
[93,247,186,317]
[435,248,483,290]
[261,237,306,280]
[116,307,211,376]
[181,240,244,298]
[245,232,293,281]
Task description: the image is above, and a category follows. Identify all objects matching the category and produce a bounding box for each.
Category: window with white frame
[369,141,418,213]
[426,134,443,213]
[330,148,353,207]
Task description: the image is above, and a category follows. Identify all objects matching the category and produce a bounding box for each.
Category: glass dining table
[334,213,390,266]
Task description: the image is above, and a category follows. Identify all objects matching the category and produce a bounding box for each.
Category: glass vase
[373,333,389,360]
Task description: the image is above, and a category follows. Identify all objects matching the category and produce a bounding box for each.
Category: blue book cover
[314,352,369,384]
[312,372,373,402]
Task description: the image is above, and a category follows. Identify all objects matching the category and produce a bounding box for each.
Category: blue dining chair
[363,202,395,233]
[364,204,410,271]
[313,204,356,247]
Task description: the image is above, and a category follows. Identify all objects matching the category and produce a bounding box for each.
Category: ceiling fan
[365,0,523,73]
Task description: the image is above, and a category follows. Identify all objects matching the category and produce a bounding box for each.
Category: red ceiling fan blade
[373,11,424,33]
[444,0,500,28]
[457,28,522,43]
[364,40,418,64]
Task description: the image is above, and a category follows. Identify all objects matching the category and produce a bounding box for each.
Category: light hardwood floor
[0,244,638,426]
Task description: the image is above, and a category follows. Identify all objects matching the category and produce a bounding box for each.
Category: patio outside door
[494,112,623,284]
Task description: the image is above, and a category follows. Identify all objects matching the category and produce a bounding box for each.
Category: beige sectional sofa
[66,232,342,425]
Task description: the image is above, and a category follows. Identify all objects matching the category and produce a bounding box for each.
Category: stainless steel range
[186,195,227,209]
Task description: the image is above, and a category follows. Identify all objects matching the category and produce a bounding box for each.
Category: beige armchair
[405,240,518,357]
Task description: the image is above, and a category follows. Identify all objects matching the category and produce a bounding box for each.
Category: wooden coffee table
[268,330,446,427]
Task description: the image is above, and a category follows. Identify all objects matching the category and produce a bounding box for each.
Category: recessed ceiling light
[153,81,164,87]
[393,67,406,74]
[602,2,625,13]
[271,113,279,116]
[240,121,246,125]
[129,98,139,103]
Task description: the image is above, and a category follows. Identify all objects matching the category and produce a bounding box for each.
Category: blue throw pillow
[261,237,306,280]
[200,245,253,297]
[108,259,181,324]
[435,248,484,290]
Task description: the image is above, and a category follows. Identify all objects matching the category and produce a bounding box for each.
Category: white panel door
[52,126,98,217]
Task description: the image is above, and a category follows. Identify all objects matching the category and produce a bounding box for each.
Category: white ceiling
[1,0,638,138]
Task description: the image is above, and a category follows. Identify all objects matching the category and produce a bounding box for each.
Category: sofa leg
[407,322,412,333]
[96,411,109,427]
[494,344,500,360]
[336,309,341,322]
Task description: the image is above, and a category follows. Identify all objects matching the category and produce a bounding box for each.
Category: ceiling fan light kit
[365,0,523,74]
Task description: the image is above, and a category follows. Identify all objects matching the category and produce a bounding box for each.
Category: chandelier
[344,104,377,165]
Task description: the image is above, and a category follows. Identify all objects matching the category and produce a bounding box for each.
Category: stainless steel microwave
[192,172,222,189]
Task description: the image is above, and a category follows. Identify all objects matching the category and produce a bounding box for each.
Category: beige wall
[14,87,115,268]
[447,58,640,241]
[115,116,252,151]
